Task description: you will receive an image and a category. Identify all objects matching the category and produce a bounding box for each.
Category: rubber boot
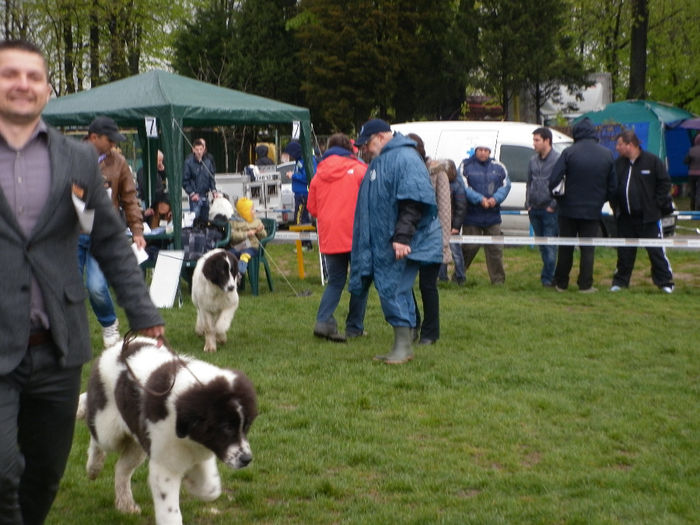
[313,318,346,343]
[374,326,414,364]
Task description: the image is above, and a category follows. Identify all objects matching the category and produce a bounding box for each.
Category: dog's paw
[115,497,141,515]
[216,333,227,344]
[203,344,217,353]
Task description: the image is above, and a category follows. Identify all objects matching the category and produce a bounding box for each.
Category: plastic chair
[243,218,276,295]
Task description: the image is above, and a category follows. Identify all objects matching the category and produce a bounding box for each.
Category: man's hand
[138,325,165,342]
[393,242,411,260]
[190,193,200,202]
[133,234,146,250]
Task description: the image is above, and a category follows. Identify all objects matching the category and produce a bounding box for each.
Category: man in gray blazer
[0,39,165,525]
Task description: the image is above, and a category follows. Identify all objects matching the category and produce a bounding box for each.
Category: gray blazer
[0,126,163,374]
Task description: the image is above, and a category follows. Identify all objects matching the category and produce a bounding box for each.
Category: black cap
[355,119,391,146]
[88,116,126,143]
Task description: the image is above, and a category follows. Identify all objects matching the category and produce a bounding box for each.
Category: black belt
[28,330,53,347]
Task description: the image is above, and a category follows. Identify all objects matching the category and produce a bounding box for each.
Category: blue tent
[577,100,695,180]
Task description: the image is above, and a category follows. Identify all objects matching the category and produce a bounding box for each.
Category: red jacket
[308,151,366,254]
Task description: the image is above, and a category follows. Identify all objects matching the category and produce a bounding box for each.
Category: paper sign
[145,117,158,138]
[149,250,184,308]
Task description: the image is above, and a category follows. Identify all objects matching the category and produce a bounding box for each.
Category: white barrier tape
[456,235,700,249]
[276,231,318,241]
[276,230,699,249]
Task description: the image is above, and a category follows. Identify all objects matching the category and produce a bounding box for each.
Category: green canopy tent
[577,100,695,180]
[42,69,314,247]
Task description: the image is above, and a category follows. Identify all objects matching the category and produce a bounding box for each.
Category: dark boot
[374,326,413,364]
[313,318,346,343]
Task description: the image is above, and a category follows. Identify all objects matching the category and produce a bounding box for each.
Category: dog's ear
[176,412,199,438]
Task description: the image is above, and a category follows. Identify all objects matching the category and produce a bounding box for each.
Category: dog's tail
[76,392,88,420]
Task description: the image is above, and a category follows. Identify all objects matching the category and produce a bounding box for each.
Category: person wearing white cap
[459,143,511,284]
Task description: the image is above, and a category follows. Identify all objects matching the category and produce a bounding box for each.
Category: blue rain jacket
[349,134,443,296]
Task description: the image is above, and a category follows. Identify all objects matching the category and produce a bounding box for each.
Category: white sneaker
[661,286,673,294]
[610,285,622,292]
[102,319,121,347]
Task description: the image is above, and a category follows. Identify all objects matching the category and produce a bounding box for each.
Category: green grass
[49,243,699,524]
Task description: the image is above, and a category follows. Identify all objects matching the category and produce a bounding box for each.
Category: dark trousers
[689,176,700,211]
[461,223,505,284]
[0,342,82,525]
[554,216,600,290]
[416,263,441,341]
[294,195,312,249]
[612,215,674,288]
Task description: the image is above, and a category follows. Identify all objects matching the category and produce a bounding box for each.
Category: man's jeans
[189,195,210,223]
[528,208,558,285]
[77,234,117,328]
[316,253,368,335]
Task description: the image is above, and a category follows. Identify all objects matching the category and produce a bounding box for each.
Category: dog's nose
[239,453,252,467]
[227,285,236,292]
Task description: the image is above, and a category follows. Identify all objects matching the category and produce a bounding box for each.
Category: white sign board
[145,117,158,138]
[149,250,184,308]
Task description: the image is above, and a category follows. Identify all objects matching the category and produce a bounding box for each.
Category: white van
[391,121,573,234]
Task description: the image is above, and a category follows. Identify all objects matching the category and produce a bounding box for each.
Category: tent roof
[580,99,692,127]
[42,69,310,127]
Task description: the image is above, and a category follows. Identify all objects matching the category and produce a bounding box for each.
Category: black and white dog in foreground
[192,248,240,353]
[76,336,257,525]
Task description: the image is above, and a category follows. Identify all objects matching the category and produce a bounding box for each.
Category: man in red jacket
[308,133,367,342]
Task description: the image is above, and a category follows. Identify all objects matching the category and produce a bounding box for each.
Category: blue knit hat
[283,141,302,161]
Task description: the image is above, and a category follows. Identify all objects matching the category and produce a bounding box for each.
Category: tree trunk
[62,23,74,93]
[89,0,100,86]
[627,0,648,99]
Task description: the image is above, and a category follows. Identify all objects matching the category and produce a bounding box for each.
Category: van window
[498,145,533,183]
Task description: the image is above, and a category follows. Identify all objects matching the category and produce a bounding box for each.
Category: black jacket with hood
[549,118,617,220]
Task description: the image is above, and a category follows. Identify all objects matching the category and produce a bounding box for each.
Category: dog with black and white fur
[76,336,257,525]
[192,248,240,353]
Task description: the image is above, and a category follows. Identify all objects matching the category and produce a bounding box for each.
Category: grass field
[49,241,699,524]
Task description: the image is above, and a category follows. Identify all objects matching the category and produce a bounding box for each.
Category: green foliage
[172,0,301,104]
[293,0,478,132]
[49,244,699,524]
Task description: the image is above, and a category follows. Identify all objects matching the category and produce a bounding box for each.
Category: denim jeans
[316,253,367,335]
[77,234,117,328]
[438,243,466,282]
[189,196,210,223]
[528,208,558,285]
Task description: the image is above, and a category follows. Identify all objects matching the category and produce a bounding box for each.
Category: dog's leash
[120,331,204,397]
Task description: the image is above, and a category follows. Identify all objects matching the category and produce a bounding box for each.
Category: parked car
[391,121,676,236]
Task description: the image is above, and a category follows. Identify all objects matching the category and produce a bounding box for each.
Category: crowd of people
[0,36,691,524]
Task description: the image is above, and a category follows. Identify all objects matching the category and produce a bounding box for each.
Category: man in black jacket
[549,118,616,292]
[610,130,674,293]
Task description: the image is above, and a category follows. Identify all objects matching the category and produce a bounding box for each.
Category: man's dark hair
[0,39,47,74]
[533,127,553,145]
[192,138,205,148]
[616,129,640,148]
[0,39,43,56]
